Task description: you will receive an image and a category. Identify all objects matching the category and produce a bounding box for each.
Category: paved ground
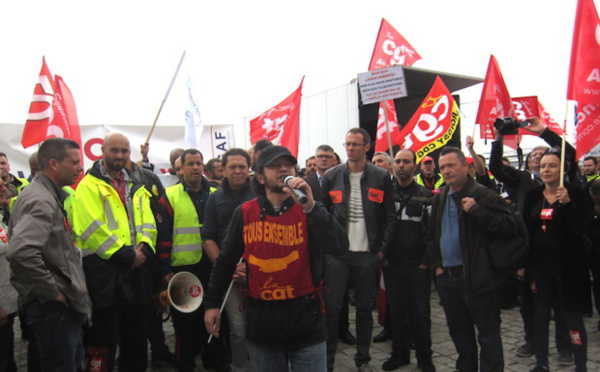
[13,290,600,371]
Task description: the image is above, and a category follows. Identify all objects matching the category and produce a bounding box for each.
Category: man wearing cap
[415,156,444,194]
[204,146,348,372]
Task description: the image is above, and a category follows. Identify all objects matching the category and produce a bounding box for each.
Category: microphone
[284,176,308,204]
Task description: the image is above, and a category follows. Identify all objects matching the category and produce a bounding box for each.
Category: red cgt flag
[22,57,55,148]
[394,76,460,164]
[374,100,401,152]
[55,75,84,169]
[512,96,564,136]
[369,18,422,70]
[369,18,421,153]
[22,58,83,155]
[475,55,518,147]
[567,0,600,159]
[250,78,304,157]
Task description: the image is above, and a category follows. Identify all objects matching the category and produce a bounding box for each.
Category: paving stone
[12,290,600,371]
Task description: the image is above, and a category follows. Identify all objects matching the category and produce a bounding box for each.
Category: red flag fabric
[512,96,564,136]
[374,100,401,152]
[369,18,422,70]
[250,78,303,157]
[369,19,420,153]
[567,0,600,158]
[567,0,600,102]
[55,75,84,166]
[475,55,515,142]
[394,76,460,164]
[22,57,56,148]
[22,58,84,158]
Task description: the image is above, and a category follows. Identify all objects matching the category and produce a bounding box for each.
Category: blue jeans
[436,273,504,372]
[22,300,86,372]
[247,340,327,372]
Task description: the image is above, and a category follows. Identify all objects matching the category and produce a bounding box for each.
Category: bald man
[73,133,157,372]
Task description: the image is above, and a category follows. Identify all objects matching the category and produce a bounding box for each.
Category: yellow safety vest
[15,177,29,194]
[415,173,444,190]
[73,174,157,259]
[7,178,31,213]
[165,183,216,267]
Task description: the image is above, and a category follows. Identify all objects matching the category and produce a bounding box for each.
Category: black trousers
[384,265,433,363]
[85,302,148,372]
[172,258,229,372]
[0,312,17,372]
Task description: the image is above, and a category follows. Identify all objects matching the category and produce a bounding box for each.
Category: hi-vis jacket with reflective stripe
[164,183,216,266]
[415,173,444,191]
[73,164,157,259]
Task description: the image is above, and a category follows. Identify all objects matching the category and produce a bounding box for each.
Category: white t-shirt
[347,172,369,252]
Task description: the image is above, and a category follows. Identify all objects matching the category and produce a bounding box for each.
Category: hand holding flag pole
[207,257,244,343]
[146,51,186,143]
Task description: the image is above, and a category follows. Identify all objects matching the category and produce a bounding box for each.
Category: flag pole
[559,101,569,188]
[145,51,187,143]
[382,101,394,158]
[208,257,244,343]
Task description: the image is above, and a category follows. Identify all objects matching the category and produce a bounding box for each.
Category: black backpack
[470,184,530,278]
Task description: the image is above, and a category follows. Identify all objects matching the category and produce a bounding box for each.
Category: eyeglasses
[343,142,366,148]
[265,161,295,169]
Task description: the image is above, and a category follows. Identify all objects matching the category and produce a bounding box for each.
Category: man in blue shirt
[428,147,517,372]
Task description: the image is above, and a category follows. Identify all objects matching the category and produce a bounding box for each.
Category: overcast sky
[0,0,582,155]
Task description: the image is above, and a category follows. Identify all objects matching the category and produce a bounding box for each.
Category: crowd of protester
[1,117,600,372]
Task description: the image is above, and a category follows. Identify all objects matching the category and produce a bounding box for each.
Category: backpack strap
[468,182,487,201]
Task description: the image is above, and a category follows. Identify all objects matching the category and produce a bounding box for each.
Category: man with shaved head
[73,132,157,372]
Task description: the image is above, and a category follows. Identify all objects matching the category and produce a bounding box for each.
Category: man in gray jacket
[8,138,91,372]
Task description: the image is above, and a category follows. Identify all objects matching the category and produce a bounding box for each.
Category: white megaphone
[159,271,204,313]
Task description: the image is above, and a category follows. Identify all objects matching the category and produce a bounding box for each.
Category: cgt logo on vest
[259,277,296,300]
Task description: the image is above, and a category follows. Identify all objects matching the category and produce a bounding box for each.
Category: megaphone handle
[208,257,244,343]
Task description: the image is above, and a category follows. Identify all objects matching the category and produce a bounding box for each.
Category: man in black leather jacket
[322,128,396,372]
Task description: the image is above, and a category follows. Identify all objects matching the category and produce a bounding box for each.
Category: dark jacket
[428,176,518,295]
[8,174,92,318]
[201,178,256,246]
[204,197,348,351]
[523,184,588,311]
[387,180,434,267]
[489,128,576,213]
[131,162,166,214]
[305,172,325,202]
[321,162,396,255]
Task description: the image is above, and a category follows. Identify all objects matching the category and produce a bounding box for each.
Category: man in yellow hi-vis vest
[0,152,29,199]
[156,148,229,372]
[73,133,157,372]
[415,156,444,194]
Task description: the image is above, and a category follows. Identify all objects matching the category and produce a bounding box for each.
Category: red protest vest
[241,199,315,301]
